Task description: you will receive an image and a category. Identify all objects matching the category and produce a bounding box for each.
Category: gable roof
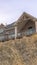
[15,12,37,32]
[16,12,37,24]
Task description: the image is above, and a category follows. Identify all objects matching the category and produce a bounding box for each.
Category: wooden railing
[0,29,35,42]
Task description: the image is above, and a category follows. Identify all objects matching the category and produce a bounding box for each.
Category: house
[0,12,37,41]
[15,12,37,36]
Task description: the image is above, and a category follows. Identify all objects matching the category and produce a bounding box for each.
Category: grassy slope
[0,34,37,65]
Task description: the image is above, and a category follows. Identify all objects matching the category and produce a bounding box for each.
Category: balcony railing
[0,29,35,41]
[8,29,35,39]
[24,29,35,35]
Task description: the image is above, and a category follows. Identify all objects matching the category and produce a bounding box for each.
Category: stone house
[0,12,37,41]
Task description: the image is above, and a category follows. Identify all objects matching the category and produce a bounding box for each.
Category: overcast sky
[0,0,37,25]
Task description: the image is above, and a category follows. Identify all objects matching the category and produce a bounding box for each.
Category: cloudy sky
[0,0,37,25]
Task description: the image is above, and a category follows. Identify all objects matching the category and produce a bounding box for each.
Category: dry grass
[0,34,37,65]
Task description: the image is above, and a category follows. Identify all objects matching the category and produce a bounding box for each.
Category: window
[27,26,35,35]
[28,26,32,29]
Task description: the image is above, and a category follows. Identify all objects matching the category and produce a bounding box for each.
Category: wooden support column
[35,21,37,33]
[15,24,17,39]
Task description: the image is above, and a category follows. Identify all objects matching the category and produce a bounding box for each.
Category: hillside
[0,34,37,65]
